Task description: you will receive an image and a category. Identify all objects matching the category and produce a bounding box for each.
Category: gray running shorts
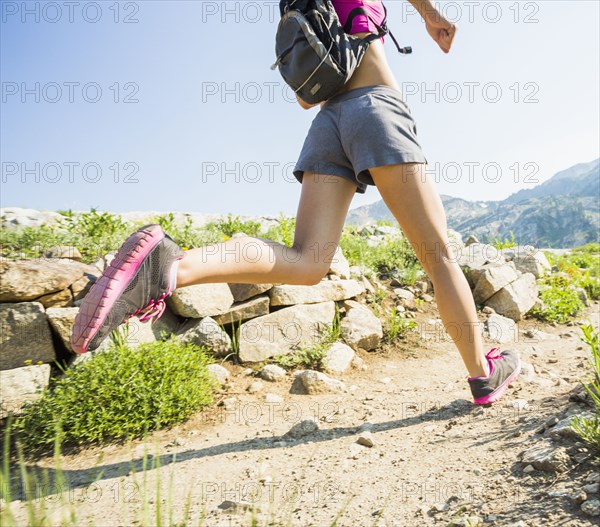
[293,84,427,194]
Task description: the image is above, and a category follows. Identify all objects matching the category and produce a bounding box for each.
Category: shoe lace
[486,347,503,360]
[127,292,170,324]
[484,347,504,375]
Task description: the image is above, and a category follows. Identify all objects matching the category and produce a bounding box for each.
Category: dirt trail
[7,300,600,527]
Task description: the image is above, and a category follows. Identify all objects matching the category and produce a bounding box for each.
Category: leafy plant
[489,230,517,250]
[383,307,417,342]
[12,337,216,455]
[529,274,585,323]
[274,305,342,371]
[571,324,600,451]
[263,213,297,247]
[208,213,262,238]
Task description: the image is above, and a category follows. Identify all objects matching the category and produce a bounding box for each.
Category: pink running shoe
[70,224,184,354]
[468,347,521,405]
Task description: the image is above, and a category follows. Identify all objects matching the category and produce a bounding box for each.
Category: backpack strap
[342,3,412,54]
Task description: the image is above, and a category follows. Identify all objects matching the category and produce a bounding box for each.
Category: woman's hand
[424,11,457,53]
[296,93,318,110]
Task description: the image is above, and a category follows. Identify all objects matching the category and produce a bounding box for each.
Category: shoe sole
[70,224,165,354]
[473,356,522,405]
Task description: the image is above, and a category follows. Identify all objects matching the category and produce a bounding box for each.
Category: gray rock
[258,364,286,382]
[37,288,73,308]
[357,431,375,447]
[269,279,365,306]
[550,412,595,440]
[323,342,355,373]
[506,246,551,278]
[70,272,100,304]
[46,307,79,352]
[523,464,535,474]
[168,283,234,318]
[247,381,263,394]
[0,259,88,302]
[45,245,82,261]
[393,288,415,301]
[217,500,255,514]
[581,499,600,517]
[177,317,232,357]
[465,235,480,246]
[228,283,273,303]
[290,370,347,394]
[237,301,335,363]
[340,300,382,351]
[284,418,319,439]
[0,207,62,229]
[212,295,270,326]
[483,313,518,343]
[583,483,600,495]
[457,243,503,280]
[207,364,230,385]
[520,439,570,472]
[485,273,539,321]
[473,263,519,304]
[327,246,351,279]
[0,302,55,370]
[0,364,51,417]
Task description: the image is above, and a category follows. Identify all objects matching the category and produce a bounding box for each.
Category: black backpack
[271,0,411,104]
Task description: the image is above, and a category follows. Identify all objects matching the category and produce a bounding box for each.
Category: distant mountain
[346,159,600,248]
[504,158,599,204]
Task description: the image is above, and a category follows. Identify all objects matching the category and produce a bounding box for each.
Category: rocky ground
[4,296,600,527]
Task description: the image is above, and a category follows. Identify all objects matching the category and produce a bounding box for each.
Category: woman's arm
[407,0,457,54]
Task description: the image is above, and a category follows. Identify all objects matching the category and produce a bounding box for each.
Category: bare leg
[370,163,489,378]
[176,173,357,287]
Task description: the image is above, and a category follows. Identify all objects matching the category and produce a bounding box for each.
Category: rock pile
[0,223,560,418]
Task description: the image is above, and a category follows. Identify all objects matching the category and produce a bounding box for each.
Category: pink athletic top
[331,0,386,41]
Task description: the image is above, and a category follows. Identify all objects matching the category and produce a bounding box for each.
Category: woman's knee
[285,244,331,285]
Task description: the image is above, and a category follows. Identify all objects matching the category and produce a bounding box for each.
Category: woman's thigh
[291,171,357,279]
[369,163,455,275]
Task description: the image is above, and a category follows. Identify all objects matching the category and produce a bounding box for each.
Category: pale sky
[2,1,599,216]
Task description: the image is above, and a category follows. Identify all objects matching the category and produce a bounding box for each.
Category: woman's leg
[176,172,357,287]
[369,163,489,378]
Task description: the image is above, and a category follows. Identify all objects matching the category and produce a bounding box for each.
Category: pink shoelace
[126,291,170,324]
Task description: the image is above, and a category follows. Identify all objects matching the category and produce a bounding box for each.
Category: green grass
[383,307,417,343]
[205,213,263,238]
[263,213,297,247]
[543,243,600,301]
[338,227,421,278]
[9,337,216,456]
[274,305,343,371]
[489,230,517,250]
[572,324,600,452]
[528,274,586,323]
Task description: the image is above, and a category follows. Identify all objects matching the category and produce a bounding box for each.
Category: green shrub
[383,308,417,343]
[274,306,342,371]
[206,213,262,238]
[338,229,420,277]
[529,274,585,323]
[150,212,222,249]
[263,213,297,247]
[489,230,516,250]
[12,337,216,454]
[572,324,600,451]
